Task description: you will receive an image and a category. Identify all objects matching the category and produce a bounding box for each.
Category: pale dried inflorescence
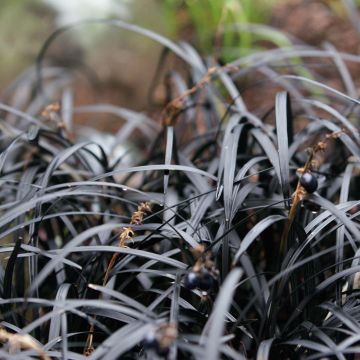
[0,328,50,360]
[84,202,152,356]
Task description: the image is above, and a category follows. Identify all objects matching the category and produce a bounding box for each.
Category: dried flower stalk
[0,328,50,360]
[161,64,236,126]
[279,130,345,255]
[84,202,151,356]
[41,102,74,141]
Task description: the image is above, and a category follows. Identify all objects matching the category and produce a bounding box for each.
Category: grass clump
[0,14,360,359]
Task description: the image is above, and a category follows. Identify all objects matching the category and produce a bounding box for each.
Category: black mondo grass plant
[0,16,360,360]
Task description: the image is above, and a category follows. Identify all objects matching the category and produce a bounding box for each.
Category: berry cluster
[184,268,215,291]
[183,246,218,292]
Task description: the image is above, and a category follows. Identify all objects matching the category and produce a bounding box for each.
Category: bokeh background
[1,0,359,131]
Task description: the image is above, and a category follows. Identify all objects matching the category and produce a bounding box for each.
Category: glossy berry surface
[198,269,215,291]
[300,172,318,193]
[143,332,158,349]
[184,272,199,289]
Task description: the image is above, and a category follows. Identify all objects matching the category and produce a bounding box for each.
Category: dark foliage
[1,10,360,360]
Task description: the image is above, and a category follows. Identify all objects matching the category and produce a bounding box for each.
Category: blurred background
[0,0,359,131]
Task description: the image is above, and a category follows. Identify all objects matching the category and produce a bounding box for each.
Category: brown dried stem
[279,130,345,256]
[84,202,151,356]
[160,64,237,127]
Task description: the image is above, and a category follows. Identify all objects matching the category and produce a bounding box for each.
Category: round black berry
[300,172,318,193]
[184,272,199,289]
[198,269,215,291]
[143,332,158,349]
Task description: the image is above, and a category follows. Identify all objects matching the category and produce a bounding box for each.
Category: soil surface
[237,0,360,119]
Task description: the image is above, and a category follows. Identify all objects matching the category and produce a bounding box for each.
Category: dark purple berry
[300,172,318,193]
[198,269,215,291]
[184,272,199,289]
[143,332,158,349]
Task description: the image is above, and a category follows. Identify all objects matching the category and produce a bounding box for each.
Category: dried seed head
[84,346,94,356]
[130,202,151,225]
[41,102,60,118]
[158,323,178,349]
[0,328,50,360]
[144,323,177,357]
[314,141,327,152]
[296,167,305,175]
[119,227,134,247]
[191,244,205,257]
